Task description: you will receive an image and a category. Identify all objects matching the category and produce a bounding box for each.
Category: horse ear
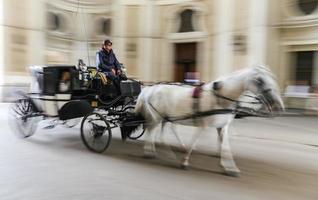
[213,81,223,90]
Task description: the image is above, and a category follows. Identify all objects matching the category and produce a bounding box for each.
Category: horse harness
[191,81,273,119]
[146,83,273,124]
[211,81,274,117]
[192,84,203,106]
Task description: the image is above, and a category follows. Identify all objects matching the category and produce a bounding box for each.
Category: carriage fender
[58,100,93,120]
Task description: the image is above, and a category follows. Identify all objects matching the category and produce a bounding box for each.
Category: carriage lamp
[91,101,98,107]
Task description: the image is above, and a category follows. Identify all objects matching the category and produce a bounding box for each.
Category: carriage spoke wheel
[9,98,39,138]
[122,106,145,140]
[80,112,112,153]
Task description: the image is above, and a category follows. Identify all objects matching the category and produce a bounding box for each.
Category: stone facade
[1,0,318,91]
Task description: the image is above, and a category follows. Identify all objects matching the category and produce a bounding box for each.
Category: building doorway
[174,42,197,82]
[294,51,315,86]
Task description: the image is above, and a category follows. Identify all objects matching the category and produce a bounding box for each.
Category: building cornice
[277,17,318,28]
[282,39,318,46]
[46,0,114,13]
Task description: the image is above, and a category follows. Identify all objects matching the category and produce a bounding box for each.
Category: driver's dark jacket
[96,49,121,74]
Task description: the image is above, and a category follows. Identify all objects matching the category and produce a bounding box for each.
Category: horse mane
[203,64,278,92]
[250,64,277,80]
[215,64,276,81]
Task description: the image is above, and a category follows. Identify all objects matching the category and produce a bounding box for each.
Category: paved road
[0,104,318,200]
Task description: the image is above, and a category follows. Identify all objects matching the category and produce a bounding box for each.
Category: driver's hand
[111,69,116,75]
[117,70,122,75]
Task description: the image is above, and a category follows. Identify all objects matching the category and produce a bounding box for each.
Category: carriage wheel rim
[81,112,112,153]
[9,98,38,138]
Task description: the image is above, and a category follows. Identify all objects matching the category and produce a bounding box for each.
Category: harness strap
[212,88,274,116]
[147,100,171,122]
[212,90,263,105]
[192,85,203,123]
[192,86,202,106]
[192,86,202,98]
[145,85,273,123]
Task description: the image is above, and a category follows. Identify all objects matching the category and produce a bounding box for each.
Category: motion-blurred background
[0,0,317,114]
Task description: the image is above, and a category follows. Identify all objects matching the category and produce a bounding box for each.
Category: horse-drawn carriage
[9,64,144,153]
[9,63,285,177]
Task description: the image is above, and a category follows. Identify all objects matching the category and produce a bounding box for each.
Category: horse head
[245,65,285,113]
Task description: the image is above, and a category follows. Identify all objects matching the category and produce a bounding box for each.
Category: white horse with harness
[130,65,284,176]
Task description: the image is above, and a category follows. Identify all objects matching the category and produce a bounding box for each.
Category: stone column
[0,0,4,86]
[212,0,234,79]
[113,0,126,65]
[138,0,155,82]
[0,0,4,101]
[247,0,268,66]
[72,10,94,66]
[314,52,318,86]
[27,0,46,66]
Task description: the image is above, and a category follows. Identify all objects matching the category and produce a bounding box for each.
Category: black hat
[103,39,112,45]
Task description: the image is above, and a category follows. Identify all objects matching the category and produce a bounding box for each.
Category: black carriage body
[28,64,142,120]
[12,64,144,152]
[42,65,79,95]
[29,65,93,120]
[30,65,79,95]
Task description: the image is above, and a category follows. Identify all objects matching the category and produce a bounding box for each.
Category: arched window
[47,12,62,31]
[297,0,318,15]
[178,9,195,33]
[100,18,111,35]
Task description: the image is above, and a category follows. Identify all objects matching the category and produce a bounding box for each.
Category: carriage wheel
[122,106,145,140]
[80,112,112,153]
[9,98,39,138]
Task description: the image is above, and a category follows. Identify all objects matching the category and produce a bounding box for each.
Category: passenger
[59,71,71,92]
[96,39,123,93]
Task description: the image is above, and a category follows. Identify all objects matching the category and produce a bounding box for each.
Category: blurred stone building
[0,0,318,93]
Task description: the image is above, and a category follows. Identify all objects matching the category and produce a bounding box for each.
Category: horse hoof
[142,153,156,159]
[224,171,240,177]
[180,164,189,170]
[209,154,220,158]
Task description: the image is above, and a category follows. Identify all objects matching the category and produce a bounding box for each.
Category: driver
[96,39,123,91]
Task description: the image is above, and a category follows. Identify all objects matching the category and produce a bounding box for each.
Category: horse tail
[121,87,148,141]
[134,92,144,114]
[120,112,145,141]
[134,86,151,115]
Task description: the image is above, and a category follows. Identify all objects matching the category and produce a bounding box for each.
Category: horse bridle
[212,87,274,116]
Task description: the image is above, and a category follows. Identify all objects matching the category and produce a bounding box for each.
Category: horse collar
[192,85,203,98]
[192,85,202,121]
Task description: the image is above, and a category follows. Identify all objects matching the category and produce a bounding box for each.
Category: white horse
[132,65,284,176]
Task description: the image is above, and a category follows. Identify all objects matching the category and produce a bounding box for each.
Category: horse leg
[181,127,204,169]
[157,122,178,160]
[218,124,240,177]
[170,124,187,153]
[143,125,157,159]
[158,122,167,145]
[216,128,222,158]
